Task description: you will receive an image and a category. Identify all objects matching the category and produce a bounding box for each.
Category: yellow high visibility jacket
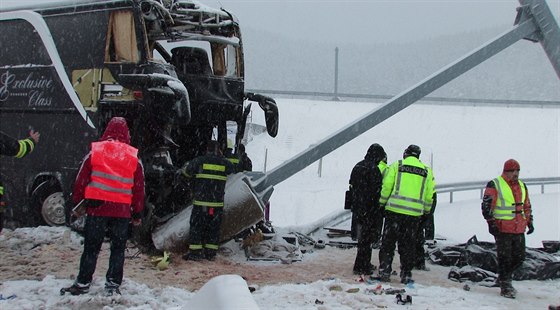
[378,161,389,179]
[380,157,435,217]
[492,176,527,221]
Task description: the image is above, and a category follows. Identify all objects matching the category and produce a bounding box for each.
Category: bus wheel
[41,192,66,226]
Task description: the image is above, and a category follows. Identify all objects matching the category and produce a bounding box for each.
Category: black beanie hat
[404,144,421,158]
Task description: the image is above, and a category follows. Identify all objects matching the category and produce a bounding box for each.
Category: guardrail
[246,88,560,107]
[435,177,560,203]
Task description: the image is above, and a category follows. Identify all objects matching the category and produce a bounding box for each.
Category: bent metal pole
[251,0,560,194]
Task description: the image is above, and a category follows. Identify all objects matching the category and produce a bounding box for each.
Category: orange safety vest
[85,140,138,204]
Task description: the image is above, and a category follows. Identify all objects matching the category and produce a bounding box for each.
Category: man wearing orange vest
[61,117,144,296]
[481,159,533,299]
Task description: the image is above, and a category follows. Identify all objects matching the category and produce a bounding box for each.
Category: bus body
[0,0,278,237]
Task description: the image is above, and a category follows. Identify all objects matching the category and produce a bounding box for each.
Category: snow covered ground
[0,98,559,309]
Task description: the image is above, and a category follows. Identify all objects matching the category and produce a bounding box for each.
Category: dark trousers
[77,216,129,287]
[189,206,223,254]
[353,210,383,272]
[414,217,427,268]
[373,215,384,246]
[351,210,383,242]
[424,214,435,241]
[495,232,526,285]
[378,212,420,278]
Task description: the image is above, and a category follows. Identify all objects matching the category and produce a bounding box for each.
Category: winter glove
[487,220,499,236]
[527,222,534,235]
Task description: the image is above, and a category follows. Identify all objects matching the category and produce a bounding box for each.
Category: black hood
[365,143,386,164]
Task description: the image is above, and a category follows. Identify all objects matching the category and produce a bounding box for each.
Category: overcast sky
[2,0,558,43]
[199,0,560,44]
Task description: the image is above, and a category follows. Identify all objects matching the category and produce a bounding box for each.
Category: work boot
[353,263,376,275]
[375,271,391,282]
[60,283,90,296]
[499,280,516,299]
[400,271,414,284]
[414,264,430,271]
[353,267,372,275]
[104,281,121,297]
[182,251,204,261]
[104,286,121,297]
[204,249,217,261]
[500,286,516,299]
[400,276,414,284]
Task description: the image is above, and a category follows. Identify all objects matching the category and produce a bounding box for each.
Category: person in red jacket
[481,159,533,299]
[61,117,144,297]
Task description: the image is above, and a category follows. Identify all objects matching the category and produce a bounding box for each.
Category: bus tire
[31,180,66,226]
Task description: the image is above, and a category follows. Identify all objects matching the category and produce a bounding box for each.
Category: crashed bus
[0,0,278,245]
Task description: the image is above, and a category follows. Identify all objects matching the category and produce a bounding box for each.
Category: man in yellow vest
[376,144,435,284]
[481,159,533,299]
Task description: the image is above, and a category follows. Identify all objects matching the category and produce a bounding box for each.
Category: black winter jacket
[349,158,383,219]
[183,153,235,205]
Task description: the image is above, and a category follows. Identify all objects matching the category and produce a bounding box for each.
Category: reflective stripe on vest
[227,157,240,164]
[385,160,428,216]
[492,177,527,220]
[15,138,34,158]
[189,244,203,250]
[193,200,225,207]
[205,243,219,250]
[195,163,228,181]
[85,141,138,204]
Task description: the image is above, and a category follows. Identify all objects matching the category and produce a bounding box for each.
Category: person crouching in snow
[61,117,145,296]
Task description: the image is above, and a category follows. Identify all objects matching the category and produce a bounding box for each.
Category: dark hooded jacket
[349,144,385,218]
[72,117,145,218]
